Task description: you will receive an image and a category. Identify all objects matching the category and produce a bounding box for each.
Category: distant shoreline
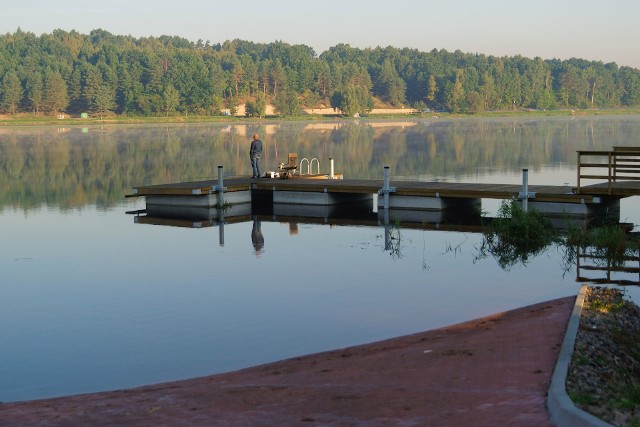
[2,108,640,127]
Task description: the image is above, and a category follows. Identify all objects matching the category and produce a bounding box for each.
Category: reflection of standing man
[251,219,264,253]
[250,133,263,179]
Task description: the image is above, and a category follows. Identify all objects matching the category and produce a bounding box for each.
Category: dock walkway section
[132,176,640,200]
[131,176,640,220]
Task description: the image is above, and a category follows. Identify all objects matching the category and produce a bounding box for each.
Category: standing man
[250,133,263,179]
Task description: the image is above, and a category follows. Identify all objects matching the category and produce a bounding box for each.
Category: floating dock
[130,175,640,217]
[129,147,640,225]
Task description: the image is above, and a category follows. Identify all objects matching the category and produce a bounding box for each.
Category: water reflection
[3,115,640,211]
[3,117,640,402]
[383,220,403,260]
[251,219,264,254]
[574,246,640,286]
[133,201,640,287]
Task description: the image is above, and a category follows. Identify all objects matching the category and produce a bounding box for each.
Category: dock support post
[213,165,227,208]
[330,158,334,179]
[378,166,397,210]
[381,166,395,209]
[383,166,390,210]
[522,168,529,212]
[517,168,536,211]
[210,165,226,246]
[379,166,392,248]
[217,165,225,246]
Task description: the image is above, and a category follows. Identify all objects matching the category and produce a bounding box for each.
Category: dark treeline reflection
[1,115,638,210]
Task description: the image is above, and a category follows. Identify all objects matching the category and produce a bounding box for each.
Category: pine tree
[0,72,23,114]
[43,72,69,114]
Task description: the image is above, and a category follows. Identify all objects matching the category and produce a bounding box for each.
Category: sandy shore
[0,297,573,426]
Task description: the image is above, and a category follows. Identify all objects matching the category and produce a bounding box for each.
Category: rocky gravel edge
[566,286,640,426]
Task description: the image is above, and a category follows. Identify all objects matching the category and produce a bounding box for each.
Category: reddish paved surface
[0,297,574,426]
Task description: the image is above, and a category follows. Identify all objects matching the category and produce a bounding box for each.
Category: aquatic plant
[475,198,640,275]
[476,199,559,269]
[564,221,639,268]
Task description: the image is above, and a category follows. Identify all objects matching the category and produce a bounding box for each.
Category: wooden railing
[576,146,640,194]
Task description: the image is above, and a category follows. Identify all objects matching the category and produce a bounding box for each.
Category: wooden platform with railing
[577,146,640,195]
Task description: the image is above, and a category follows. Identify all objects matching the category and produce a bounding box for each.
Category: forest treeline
[1,28,640,117]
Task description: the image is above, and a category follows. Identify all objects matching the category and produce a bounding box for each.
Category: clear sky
[2,0,639,69]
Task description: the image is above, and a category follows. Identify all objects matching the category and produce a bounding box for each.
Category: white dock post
[208,165,227,246]
[330,158,335,179]
[217,165,224,207]
[522,168,529,212]
[217,165,225,246]
[383,166,390,210]
[378,166,396,211]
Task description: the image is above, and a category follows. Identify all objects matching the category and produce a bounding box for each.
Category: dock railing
[299,157,321,176]
[576,147,640,194]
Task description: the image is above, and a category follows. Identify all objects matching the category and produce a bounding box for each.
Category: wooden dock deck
[131,176,640,204]
[129,146,640,218]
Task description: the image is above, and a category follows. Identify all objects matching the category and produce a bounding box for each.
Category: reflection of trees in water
[0,116,637,210]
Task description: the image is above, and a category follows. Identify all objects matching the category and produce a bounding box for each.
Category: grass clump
[476,200,639,273]
[566,222,638,267]
[477,199,558,269]
[568,390,598,406]
[588,287,627,313]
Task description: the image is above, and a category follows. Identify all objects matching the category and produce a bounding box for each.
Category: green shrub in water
[565,222,639,268]
[478,200,558,269]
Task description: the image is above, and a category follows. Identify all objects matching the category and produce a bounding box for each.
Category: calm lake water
[1,115,640,402]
